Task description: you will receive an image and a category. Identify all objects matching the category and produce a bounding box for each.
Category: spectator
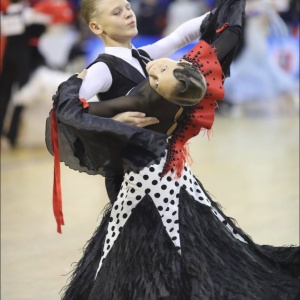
[163,0,207,35]
[0,0,51,149]
[135,0,169,36]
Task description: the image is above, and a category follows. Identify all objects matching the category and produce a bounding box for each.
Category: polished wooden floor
[1,106,299,300]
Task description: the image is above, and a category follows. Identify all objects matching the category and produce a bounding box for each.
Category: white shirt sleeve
[79,62,113,101]
[140,12,210,59]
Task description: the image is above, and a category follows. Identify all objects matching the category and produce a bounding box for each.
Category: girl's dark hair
[172,62,206,104]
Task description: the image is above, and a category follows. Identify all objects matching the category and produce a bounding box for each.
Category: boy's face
[90,0,138,45]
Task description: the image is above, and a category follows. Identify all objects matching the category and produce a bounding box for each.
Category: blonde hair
[81,0,101,23]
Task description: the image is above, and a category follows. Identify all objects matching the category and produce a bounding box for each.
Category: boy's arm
[78,62,113,101]
[141,11,210,59]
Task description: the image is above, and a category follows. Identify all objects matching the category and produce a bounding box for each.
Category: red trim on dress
[162,40,224,177]
[51,109,64,233]
[50,97,90,232]
[216,22,229,33]
[28,37,39,47]
[80,98,89,109]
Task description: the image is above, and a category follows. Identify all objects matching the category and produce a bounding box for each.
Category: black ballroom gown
[45,1,300,299]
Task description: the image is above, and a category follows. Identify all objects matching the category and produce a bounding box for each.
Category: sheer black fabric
[45,77,168,177]
[88,79,182,135]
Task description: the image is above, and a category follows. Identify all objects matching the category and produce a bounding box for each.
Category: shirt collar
[105,46,137,61]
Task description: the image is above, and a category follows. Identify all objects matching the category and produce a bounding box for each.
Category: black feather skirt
[60,155,300,300]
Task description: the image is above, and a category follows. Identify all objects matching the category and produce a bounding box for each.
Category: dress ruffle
[60,177,300,300]
[45,77,168,177]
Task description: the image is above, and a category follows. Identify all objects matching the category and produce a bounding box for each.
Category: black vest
[87,50,151,101]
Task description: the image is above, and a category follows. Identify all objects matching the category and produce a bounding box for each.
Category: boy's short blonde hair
[81,0,100,23]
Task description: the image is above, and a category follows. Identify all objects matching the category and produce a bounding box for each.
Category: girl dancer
[46,0,300,299]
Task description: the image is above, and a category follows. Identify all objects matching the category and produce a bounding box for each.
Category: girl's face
[146,58,180,99]
[89,0,138,47]
[146,58,205,105]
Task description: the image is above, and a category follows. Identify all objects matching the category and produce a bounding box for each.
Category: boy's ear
[89,22,103,35]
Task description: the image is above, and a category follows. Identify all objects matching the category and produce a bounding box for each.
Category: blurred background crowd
[1,3,299,298]
[0,0,299,150]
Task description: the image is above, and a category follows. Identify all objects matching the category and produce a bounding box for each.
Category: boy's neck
[103,38,132,49]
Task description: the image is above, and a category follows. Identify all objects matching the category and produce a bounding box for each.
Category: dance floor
[1,112,299,300]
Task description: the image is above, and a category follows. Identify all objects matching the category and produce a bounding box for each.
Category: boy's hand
[76,69,87,79]
[113,112,159,128]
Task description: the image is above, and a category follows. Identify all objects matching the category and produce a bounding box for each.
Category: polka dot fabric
[95,150,246,277]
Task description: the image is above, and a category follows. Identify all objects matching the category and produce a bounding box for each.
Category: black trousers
[0,40,31,145]
[105,174,124,204]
